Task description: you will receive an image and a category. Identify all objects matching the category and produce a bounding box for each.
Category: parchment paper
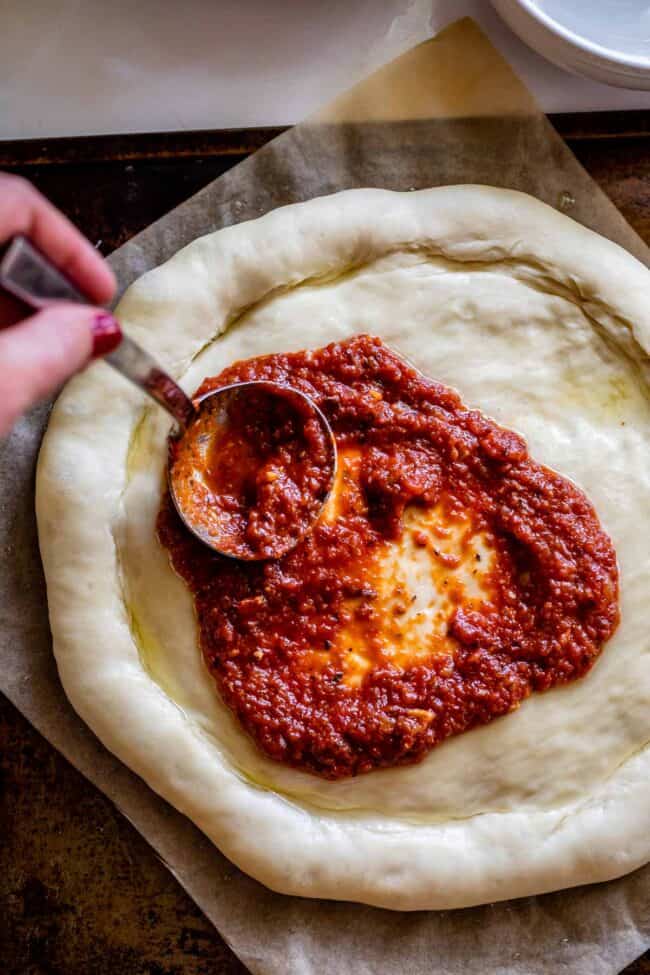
[2,18,650,975]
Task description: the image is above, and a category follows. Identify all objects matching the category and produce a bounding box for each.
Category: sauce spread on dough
[169,384,334,559]
[157,335,619,779]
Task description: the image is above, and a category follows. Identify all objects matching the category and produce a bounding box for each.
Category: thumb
[0,303,121,435]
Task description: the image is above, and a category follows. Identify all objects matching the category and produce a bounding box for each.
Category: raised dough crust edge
[36,186,650,910]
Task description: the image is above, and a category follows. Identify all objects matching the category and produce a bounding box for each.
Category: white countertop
[1,0,648,142]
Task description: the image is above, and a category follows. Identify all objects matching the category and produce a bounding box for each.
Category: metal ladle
[0,236,337,560]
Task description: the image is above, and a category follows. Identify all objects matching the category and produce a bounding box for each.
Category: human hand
[0,173,121,436]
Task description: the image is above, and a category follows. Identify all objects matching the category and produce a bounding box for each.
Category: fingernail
[91,312,122,359]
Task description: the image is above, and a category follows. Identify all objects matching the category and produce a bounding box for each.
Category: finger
[0,303,121,436]
[0,173,116,305]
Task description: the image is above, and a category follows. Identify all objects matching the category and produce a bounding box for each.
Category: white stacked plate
[492,0,650,90]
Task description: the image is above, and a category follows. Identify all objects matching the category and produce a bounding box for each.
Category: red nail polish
[91,312,122,358]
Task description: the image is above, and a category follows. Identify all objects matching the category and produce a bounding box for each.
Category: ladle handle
[0,235,194,428]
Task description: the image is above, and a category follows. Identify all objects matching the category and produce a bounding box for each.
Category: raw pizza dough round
[36,186,650,910]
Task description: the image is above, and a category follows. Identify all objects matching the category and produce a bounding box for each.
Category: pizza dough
[36,186,650,910]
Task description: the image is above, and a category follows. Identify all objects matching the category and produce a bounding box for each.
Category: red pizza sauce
[157,335,619,780]
[169,383,335,559]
